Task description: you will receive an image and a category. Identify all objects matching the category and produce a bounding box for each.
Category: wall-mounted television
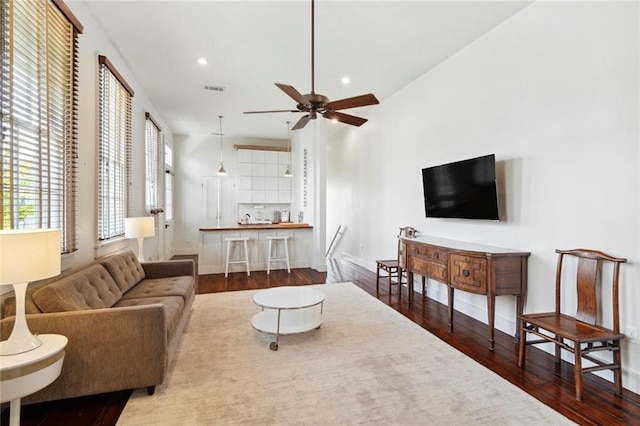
[422,154,500,221]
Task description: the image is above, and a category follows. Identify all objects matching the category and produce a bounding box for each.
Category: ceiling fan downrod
[311,0,315,95]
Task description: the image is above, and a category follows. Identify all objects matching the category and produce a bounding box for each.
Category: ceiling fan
[244,0,379,130]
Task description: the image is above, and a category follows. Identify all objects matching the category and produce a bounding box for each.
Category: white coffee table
[251,286,325,351]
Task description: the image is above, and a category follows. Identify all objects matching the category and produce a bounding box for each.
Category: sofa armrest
[142,259,195,279]
[0,304,167,403]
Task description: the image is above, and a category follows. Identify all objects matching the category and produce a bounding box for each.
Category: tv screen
[422,154,500,220]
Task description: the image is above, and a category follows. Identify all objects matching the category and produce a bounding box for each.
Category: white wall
[327,1,639,393]
[64,2,172,267]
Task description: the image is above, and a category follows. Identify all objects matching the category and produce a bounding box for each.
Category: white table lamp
[125,217,155,262]
[0,229,61,356]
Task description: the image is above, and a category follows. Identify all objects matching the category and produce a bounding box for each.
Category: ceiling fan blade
[244,109,301,114]
[292,114,311,130]
[325,93,379,111]
[323,111,368,127]
[275,83,309,106]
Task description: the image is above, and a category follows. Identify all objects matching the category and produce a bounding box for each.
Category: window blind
[164,144,174,221]
[98,55,133,241]
[0,0,82,254]
[145,113,161,215]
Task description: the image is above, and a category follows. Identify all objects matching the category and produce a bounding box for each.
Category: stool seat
[225,237,250,278]
[266,236,290,274]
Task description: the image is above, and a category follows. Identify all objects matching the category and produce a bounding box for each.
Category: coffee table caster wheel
[270,342,278,351]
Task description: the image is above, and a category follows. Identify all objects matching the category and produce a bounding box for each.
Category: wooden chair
[375,259,403,295]
[517,249,627,402]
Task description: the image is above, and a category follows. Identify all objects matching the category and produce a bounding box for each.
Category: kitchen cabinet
[238,149,291,204]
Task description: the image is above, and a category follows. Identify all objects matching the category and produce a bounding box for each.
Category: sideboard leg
[487,295,496,350]
[447,287,455,331]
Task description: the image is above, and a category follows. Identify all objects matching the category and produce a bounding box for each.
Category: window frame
[0,0,83,254]
[97,55,134,242]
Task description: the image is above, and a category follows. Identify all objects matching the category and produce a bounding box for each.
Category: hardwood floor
[3,258,640,425]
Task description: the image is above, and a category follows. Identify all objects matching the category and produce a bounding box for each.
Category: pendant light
[216,115,227,175]
[283,121,293,177]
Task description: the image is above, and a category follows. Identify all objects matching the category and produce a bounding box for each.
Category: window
[98,55,133,241]
[164,144,174,221]
[145,113,162,215]
[0,0,82,254]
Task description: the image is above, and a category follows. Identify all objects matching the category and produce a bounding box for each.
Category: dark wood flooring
[3,258,640,425]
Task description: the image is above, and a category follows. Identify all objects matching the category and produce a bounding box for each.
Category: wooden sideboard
[399,236,530,350]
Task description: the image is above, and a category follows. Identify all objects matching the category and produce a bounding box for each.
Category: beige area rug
[118,282,573,425]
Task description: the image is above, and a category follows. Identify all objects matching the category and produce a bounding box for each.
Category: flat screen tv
[422,154,500,220]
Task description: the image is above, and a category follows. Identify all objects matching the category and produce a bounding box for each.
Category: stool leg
[225,240,231,278]
[284,239,290,273]
[388,267,392,293]
[376,264,381,292]
[244,239,250,276]
[267,239,272,275]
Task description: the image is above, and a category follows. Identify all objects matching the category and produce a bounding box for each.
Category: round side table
[0,334,67,426]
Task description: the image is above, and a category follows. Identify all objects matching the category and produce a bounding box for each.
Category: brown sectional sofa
[0,251,195,404]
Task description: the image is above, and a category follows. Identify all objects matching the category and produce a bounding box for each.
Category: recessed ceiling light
[341,76,350,85]
[198,58,208,65]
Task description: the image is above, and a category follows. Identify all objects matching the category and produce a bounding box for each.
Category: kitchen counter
[198,224,313,275]
[199,223,312,231]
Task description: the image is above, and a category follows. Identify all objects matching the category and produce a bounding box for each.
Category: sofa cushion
[32,265,122,313]
[114,296,184,340]
[120,276,194,302]
[100,251,145,293]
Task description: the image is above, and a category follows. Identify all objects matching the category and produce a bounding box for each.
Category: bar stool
[266,236,290,274]
[225,237,250,278]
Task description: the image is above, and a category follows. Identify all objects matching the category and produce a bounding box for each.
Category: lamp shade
[125,217,155,239]
[0,229,61,285]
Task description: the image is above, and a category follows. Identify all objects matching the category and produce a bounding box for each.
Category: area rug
[117,282,573,425]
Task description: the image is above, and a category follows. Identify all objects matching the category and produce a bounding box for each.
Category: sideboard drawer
[410,256,447,283]
[407,244,448,263]
[449,254,487,294]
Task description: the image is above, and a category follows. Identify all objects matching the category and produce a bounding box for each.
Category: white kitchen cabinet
[236,148,291,204]
[238,149,253,163]
[252,150,266,163]
[238,163,252,177]
[265,151,279,164]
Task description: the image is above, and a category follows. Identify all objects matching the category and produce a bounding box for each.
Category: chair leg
[243,239,250,276]
[574,343,583,402]
[613,340,623,395]
[555,335,562,364]
[375,264,381,291]
[284,239,290,273]
[387,267,393,293]
[517,322,527,367]
[398,267,402,298]
[225,240,231,278]
[267,239,272,275]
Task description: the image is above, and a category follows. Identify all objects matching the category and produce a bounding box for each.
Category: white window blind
[98,55,133,241]
[145,113,162,215]
[164,144,173,221]
[0,0,82,254]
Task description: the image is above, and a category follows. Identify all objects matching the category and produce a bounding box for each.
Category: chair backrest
[554,249,627,332]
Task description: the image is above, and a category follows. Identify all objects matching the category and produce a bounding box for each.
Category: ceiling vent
[203,85,225,92]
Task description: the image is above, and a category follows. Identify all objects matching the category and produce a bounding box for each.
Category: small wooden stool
[375,259,403,296]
